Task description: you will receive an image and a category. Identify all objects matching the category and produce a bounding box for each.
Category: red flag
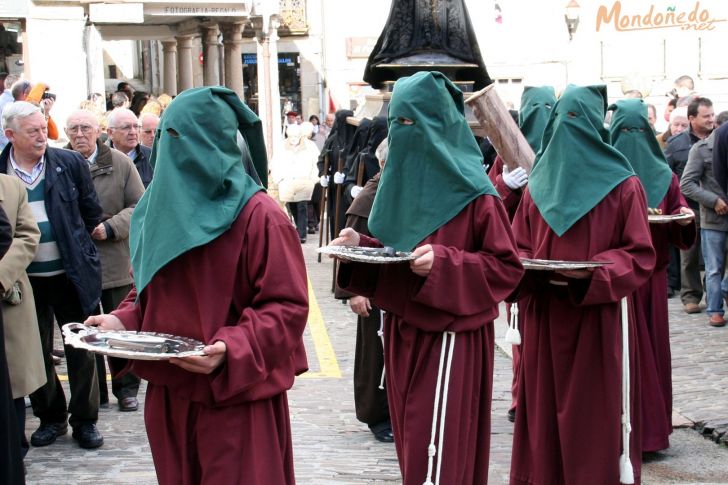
[327,90,337,113]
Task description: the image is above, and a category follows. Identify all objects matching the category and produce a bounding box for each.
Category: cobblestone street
[23,238,728,484]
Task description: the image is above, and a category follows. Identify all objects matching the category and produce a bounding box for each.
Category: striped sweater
[24,172,65,276]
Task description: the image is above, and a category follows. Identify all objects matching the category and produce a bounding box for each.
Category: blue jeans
[700,228,728,315]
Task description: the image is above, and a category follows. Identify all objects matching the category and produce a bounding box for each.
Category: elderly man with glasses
[107,108,153,188]
[65,109,145,412]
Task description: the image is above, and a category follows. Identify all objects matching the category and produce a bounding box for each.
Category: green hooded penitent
[609,98,672,208]
[368,71,497,251]
[129,87,265,295]
[529,85,635,237]
[519,86,556,153]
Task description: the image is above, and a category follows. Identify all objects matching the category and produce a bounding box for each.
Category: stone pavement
[23,236,728,484]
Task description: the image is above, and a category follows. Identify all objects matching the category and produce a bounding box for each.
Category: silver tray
[317,245,416,264]
[62,323,206,361]
[648,213,694,224]
[521,258,612,271]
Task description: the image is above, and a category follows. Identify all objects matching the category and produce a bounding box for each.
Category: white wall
[25,4,88,144]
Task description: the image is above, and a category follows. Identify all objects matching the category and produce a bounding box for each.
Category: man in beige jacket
[65,109,145,412]
[0,173,45,460]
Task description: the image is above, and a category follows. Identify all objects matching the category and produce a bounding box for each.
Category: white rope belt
[548,279,569,286]
[423,331,456,485]
[620,296,635,484]
[505,302,521,345]
[378,309,386,390]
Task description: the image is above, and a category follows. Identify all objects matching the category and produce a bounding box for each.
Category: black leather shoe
[72,424,104,449]
[507,409,516,423]
[119,396,138,412]
[371,426,394,443]
[307,228,316,235]
[30,422,68,447]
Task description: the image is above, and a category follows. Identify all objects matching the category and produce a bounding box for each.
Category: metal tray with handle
[317,245,417,264]
[647,213,694,224]
[62,323,206,361]
[520,258,613,271]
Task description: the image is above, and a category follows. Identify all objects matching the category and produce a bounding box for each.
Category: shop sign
[594,0,727,34]
[346,38,378,59]
[145,4,249,16]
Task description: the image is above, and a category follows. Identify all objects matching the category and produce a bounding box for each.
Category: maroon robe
[634,174,695,452]
[112,193,309,485]
[488,154,524,412]
[339,194,523,485]
[510,177,656,485]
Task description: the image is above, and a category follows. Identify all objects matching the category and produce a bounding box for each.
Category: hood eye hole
[567,112,578,119]
[166,128,180,138]
[396,117,415,125]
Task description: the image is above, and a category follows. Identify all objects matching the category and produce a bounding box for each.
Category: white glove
[350,185,363,198]
[503,166,528,190]
[334,172,346,184]
[320,175,329,187]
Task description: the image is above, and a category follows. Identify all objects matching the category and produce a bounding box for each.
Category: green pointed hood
[368,71,497,251]
[519,86,556,153]
[130,87,265,295]
[529,84,635,237]
[609,98,672,208]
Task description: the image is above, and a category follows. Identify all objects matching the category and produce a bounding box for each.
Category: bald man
[107,108,153,188]
[139,113,160,149]
[65,109,145,412]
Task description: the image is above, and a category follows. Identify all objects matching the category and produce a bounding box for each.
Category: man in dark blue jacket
[0,101,104,449]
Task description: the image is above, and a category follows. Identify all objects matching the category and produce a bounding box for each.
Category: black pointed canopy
[363,0,492,90]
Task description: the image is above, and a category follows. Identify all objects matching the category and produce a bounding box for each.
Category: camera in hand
[42,92,56,101]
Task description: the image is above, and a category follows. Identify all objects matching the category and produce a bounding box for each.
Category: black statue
[363,0,492,90]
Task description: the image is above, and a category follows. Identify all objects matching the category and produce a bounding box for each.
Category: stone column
[202,26,220,86]
[256,20,282,159]
[220,22,245,98]
[161,40,178,95]
[176,35,194,93]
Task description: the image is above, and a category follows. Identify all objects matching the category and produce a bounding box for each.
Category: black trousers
[1,314,24,484]
[28,274,99,427]
[309,184,322,231]
[96,284,140,402]
[353,306,390,427]
[287,202,308,240]
[667,244,681,291]
[13,398,28,458]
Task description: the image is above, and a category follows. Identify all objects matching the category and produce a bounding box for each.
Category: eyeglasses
[66,124,95,135]
[111,124,141,132]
